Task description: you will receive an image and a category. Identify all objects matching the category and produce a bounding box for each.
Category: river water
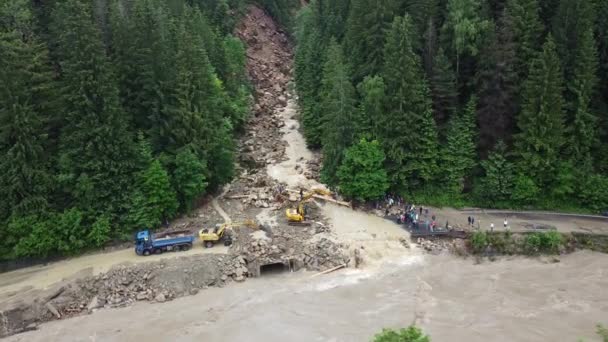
[7,251,608,342]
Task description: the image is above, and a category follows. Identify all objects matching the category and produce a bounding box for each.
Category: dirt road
[0,243,228,302]
[6,251,607,342]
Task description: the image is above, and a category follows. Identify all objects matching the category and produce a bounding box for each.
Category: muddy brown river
[6,251,607,342]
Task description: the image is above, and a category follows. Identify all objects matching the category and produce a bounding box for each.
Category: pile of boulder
[220,255,249,282]
[302,237,350,271]
[0,253,258,337]
[304,157,321,180]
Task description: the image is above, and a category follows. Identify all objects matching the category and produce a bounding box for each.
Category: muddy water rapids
[6,91,608,342]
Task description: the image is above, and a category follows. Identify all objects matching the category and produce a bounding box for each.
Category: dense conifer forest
[2,0,607,260]
[0,0,276,259]
[294,0,608,212]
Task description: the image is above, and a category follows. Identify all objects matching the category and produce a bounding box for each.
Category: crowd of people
[378,194,510,232]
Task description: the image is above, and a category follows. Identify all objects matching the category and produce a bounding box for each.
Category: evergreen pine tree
[129,135,177,228]
[430,48,458,133]
[356,76,386,140]
[130,159,178,229]
[442,96,478,193]
[566,28,599,164]
[0,3,54,218]
[173,148,208,212]
[52,0,137,220]
[477,140,514,204]
[163,7,235,187]
[552,0,596,90]
[295,7,325,147]
[344,0,397,80]
[503,0,543,84]
[597,0,608,172]
[514,36,565,188]
[475,16,517,154]
[319,39,357,187]
[382,15,439,191]
[110,0,171,135]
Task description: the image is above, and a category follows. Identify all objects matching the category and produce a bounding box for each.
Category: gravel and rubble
[0,254,250,337]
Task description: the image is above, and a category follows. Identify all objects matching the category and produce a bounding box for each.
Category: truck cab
[135,230,153,256]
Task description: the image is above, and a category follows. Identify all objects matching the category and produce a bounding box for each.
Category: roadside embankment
[414,230,608,257]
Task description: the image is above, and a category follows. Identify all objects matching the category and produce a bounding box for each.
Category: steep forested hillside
[295,0,608,211]
[0,0,253,259]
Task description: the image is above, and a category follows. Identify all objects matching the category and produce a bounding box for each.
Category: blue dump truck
[135,230,195,256]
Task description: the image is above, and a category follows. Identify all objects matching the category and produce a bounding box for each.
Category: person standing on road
[468,216,472,226]
[420,207,423,216]
[504,218,508,229]
[490,223,494,232]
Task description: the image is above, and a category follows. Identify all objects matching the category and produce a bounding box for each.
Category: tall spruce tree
[442,96,478,193]
[477,140,514,204]
[381,15,439,191]
[357,76,386,139]
[110,0,171,135]
[173,147,208,212]
[319,39,357,187]
[0,1,54,219]
[597,0,608,172]
[503,0,543,85]
[430,48,458,133]
[162,7,234,187]
[475,17,517,154]
[552,0,596,91]
[295,7,325,147]
[514,36,565,188]
[566,28,598,165]
[344,0,397,80]
[51,0,136,220]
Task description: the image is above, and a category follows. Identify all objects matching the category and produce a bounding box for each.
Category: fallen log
[285,189,351,208]
[226,195,250,199]
[45,302,61,319]
[311,264,347,278]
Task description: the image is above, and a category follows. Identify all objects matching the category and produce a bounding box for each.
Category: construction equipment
[198,220,257,248]
[134,230,194,256]
[285,189,331,226]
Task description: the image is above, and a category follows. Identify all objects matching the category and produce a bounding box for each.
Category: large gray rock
[154,293,166,303]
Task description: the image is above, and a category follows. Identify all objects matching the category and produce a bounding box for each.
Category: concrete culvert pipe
[259,262,289,276]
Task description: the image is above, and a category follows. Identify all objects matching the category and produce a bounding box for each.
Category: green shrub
[597,324,608,342]
[539,230,562,254]
[524,233,542,254]
[88,215,111,247]
[487,233,507,253]
[471,231,488,253]
[512,174,540,206]
[373,326,430,342]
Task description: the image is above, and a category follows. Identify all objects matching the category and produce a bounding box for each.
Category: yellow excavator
[285,189,332,226]
[199,220,257,248]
